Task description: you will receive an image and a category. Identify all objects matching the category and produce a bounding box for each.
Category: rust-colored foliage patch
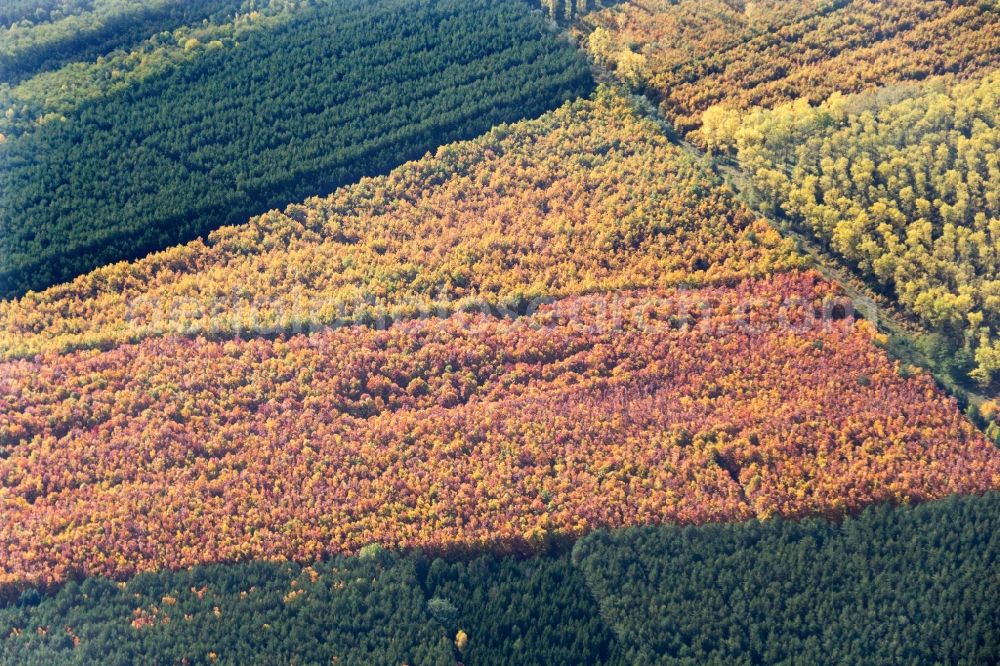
[2,272,996,591]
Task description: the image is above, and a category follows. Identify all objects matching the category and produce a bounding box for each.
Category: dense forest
[1,0,998,663]
[583,0,999,132]
[2,89,996,596]
[0,546,619,665]
[0,0,594,297]
[1,0,96,28]
[2,495,995,665]
[0,0,246,83]
[0,0,615,140]
[3,273,996,591]
[582,0,1000,399]
[0,88,797,359]
[535,0,616,22]
[701,72,1000,388]
[574,493,1000,665]
[1,1,304,139]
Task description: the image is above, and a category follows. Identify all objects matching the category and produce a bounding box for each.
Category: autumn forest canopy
[0,0,998,663]
[582,0,1000,390]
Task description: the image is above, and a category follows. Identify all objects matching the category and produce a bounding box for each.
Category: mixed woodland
[1,495,995,665]
[700,73,1000,387]
[1,0,998,663]
[0,88,799,359]
[583,0,1000,391]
